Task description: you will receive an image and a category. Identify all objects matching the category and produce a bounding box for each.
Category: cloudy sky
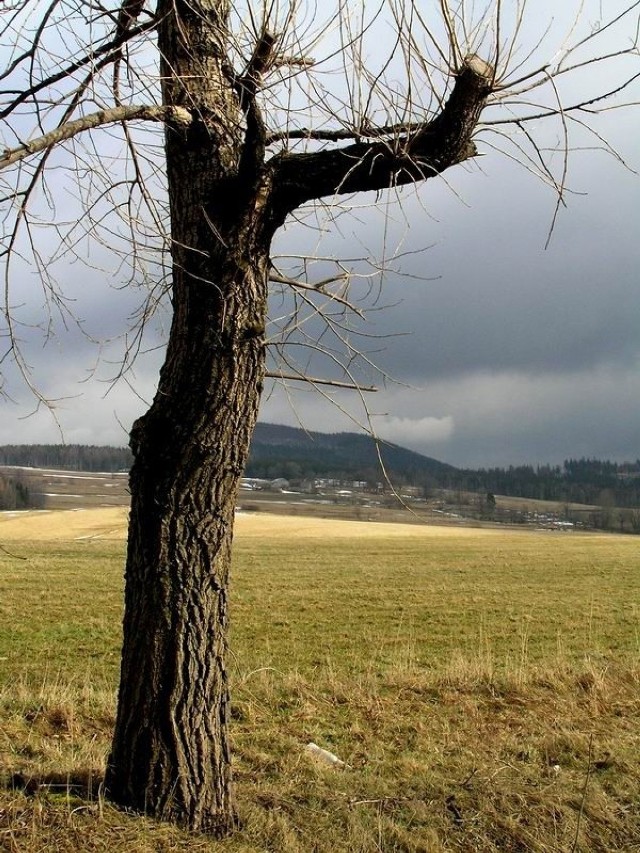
[1,2,639,469]
[260,134,640,467]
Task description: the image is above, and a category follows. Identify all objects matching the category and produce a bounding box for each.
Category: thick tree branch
[234,31,277,181]
[115,0,147,35]
[269,55,493,218]
[238,30,277,111]
[0,105,191,170]
[265,120,426,146]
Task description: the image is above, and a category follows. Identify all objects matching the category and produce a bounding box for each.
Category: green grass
[1,515,639,851]
[232,530,639,673]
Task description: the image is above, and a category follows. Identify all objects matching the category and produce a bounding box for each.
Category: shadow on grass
[4,769,104,800]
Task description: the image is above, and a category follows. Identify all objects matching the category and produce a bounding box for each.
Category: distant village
[239,476,597,532]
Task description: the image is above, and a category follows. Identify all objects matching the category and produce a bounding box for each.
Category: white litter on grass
[42,493,84,498]
[0,510,51,516]
[304,742,347,768]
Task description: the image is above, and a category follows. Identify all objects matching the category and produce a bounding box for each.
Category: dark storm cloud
[0,261,168,446]
[369,364,640,467]
[356,152,640,385]
[260,130,640,467]
[2,137,638,466]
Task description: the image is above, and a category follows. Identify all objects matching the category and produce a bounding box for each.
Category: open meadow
[0,508,639,851]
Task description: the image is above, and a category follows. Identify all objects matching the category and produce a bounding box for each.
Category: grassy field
[0,509,639,851]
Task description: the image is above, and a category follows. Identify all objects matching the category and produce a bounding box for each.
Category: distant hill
[0,427,453,485]
[246,423,456,485]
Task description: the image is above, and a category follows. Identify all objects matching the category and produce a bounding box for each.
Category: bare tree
[1,0,638,836]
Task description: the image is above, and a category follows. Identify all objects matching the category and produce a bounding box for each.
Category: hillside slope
[246,423,455,484]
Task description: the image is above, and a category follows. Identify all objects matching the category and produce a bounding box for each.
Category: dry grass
[0,507,128,542]
[1,509,639,851]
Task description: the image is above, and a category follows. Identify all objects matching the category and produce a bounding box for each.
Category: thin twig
[0,542,28,560]
[265,370,376,392]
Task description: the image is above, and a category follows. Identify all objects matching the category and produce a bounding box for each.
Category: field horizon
[1,507,638,851]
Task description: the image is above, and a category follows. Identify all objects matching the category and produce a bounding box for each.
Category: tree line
[2,443,638,509]
[0,445,132,472]
[446,460,640,509]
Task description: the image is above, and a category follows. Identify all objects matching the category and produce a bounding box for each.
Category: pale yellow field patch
[1,505,612,544]
[0,506,496,543]
[0,506,130,541]
[234,511,497,539]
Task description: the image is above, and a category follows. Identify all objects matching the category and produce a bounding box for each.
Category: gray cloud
[2,138,638,469]
[375,364,640,467]
[259,361,640,468]
[258,141,640,468]
[355,152,640,383]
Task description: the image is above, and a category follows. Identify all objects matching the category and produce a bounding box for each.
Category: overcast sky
[1,2,639,469]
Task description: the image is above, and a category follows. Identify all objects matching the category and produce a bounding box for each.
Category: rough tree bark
[104,0,493,835]
[104,0,275,834]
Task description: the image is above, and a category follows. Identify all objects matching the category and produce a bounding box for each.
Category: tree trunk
[105,235,269,833]
[105,0,271,834]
